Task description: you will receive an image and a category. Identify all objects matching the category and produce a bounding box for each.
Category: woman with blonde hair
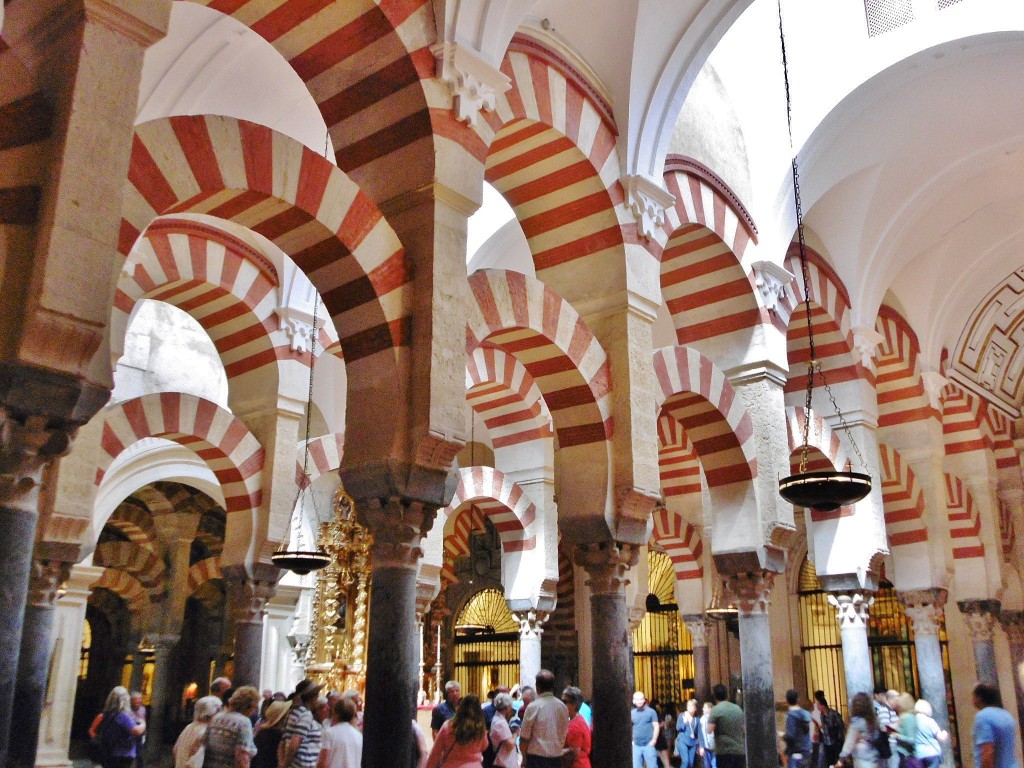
[203,686,260,768]
[174,696,223,768]
[912,700,947,768]
[892,693,919,768]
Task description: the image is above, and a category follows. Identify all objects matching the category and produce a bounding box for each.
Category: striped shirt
[284,706,322,768]
[203,711,257,768]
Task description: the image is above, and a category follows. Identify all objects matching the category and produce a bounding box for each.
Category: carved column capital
[723,571,774,615]
[27,557,72,608]
[681,614,710,647]
[359,497,436,571]
[274,306,323,354]
[623,174,675,240]
[574,541,639,596]
[226,572,278,625]
[828,592,874,629]
[432,42,511,127]
[959,599,1001,642]
[515,608,549,640]
[897,588,947,638]
[999,610,1024,646]
[852,327,885,372]
[0,408,76,506]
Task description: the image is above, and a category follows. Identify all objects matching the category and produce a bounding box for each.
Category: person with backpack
[814,692,845,768]
[784,691,813,768]
[837,693,880,768]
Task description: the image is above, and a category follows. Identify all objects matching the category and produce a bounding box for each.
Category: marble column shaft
[727,571,778,768]
[828,592,874,705]
[225,572,276,688]
[146,635,180,761]
[577,542,638,768]
[959,599,1001,687]
[517,609,547,692]
[682,614,712,704]
[8,558,72,768]
[901,592,952,768]
[998,611,1024,739]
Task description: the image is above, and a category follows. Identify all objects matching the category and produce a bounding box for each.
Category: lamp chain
[291,292,320,552]
[778,0,868,474]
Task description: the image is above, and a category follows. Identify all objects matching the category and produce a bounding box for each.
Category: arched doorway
[797,557,960,761]
[633,550,695,711]
[453,589,520,699]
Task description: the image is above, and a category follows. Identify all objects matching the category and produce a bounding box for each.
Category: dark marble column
[576,542,639,768]
[225,571,276,688]
[959,599,1001,687]
[8,558,71,768]
[359,498,434,768]
[900,590,952,768]
[828,592,874,705]
[726,571,778,768]
[682,614,712,704]
[145,634,180,762]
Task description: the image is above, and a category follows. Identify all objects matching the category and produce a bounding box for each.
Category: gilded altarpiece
[306,489,372,692]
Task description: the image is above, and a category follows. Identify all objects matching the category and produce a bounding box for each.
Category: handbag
[560,747,578,768]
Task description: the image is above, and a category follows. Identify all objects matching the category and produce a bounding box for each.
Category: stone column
[682,614,712,704]
[145,634,180,762]
[8,557,72,768]
[726,571,777,768]
[516,608,548,691]
[359,498,434,768]
[36,564,102,768]
[998,610,1024,737]
[576,542,639,768]
[828,591,875,704]
[901,590,952,767]
[225,572,276,687]
[959,599,1001,687]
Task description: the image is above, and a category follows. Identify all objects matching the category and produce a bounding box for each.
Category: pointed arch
[122,115,409,370]
[650,506,704,582]
[467,269,612,449]
[877,443,928,547]
[97,392,264,514]
[652,345,757,486]
[466,345,554,449]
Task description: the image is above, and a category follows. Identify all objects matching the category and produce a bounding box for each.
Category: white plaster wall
[113,300,229,407]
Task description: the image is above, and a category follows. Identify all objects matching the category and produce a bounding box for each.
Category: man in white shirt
[318,699,362,768]
[519,670,569,768]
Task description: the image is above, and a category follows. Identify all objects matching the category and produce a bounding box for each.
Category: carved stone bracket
[623,174,675,241]
[751,261,795,315]
[723,571,774,615]
[828,591,874,629]
[574,541,639,596]
[432,42,511,127]
[515,608,549,639]
[274,306,323,354]
[681,614,710,647]
[899,588,947,638]
[920,371,949,411]
[852,327,885,372]
[959,599,1001,643]
[27,557,72,608]
[359,497,437,571]
[999,610,1024,647]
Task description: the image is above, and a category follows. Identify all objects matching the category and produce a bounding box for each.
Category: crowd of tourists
[87,676,1018,768]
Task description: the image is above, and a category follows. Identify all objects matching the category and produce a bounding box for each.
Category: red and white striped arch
[875,306,932,427]
[92,568,148,612]
[93,541,166,592]
[188,555,223,595]
[877,444,928,547]
[116,218,313,382]
[481,37,631,295]
[652,346,757,487]
[295,432,345,489]
[547,541,577,661]
[466,345,554,450]
[944,474,985,561]
[180,1,442,198]
[657,414,701,498]
[785,406,850,473]
[941,382,992,456]
[660,165,761,345]
[440,504,485,585]
[105,500,159,550]
[123,115,409,367]
[467,269,612,449]
[650,506,703,581]
[781,246,862,395]
[441,467,537,551]
[97,392,264,514]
